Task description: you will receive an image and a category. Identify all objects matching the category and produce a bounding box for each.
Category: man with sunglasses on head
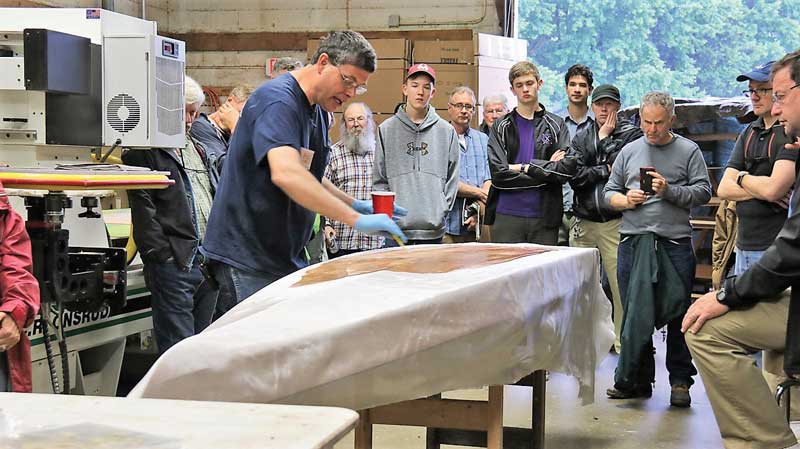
[201,31,407,306]
[718,61,796,276]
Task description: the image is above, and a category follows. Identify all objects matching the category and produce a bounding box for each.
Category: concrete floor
[334,335,727,449]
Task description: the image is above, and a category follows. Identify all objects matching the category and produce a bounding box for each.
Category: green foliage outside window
[518,0,800,110]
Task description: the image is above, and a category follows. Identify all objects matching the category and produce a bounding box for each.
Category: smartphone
[640,166,656,194]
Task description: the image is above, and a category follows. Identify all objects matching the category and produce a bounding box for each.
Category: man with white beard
[324,102,385,257]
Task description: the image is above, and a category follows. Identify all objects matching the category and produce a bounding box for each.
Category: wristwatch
[716,288,730,306]
[736,170,749,187]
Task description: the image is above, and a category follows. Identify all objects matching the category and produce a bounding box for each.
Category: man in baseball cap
[736,60,775,83]
[569,83,642,357]
[372,62,461,245]
[591,84,621,103]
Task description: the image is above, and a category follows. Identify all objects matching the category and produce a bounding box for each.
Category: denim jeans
[734,248,766,276]
[143,258,217,354]
[617,235,698,387]
[211,261,282,309]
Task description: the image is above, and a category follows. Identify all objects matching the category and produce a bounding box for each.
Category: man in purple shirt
[486,61,575,244]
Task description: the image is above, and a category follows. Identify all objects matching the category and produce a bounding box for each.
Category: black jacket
[569,119,643,222]
[122,148,199,270]
[486,107,575,227]
[722,169,800,374]
[188,113,229,194]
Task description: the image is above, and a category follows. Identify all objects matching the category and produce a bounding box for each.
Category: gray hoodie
[374,106,460,240]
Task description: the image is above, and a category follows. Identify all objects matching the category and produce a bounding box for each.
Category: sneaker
[670,384,691,408]
[606,384,652,399]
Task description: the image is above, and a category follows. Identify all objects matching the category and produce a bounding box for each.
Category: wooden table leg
[487,385,504,449]
[425,393,442,449]
[354,409,373,449]
[532,370,546,449]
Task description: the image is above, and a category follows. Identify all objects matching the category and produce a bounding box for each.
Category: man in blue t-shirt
[202,31,407,307]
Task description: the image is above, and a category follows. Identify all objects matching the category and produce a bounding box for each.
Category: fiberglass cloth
[129,244,613,409]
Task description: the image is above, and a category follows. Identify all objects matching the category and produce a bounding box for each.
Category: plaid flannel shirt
[324,141,384,251]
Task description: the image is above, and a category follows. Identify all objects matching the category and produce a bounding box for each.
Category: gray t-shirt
[604,134,712,239]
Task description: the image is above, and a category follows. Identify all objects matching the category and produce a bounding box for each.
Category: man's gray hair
[339,102,376,155]
[640,91,675,117]
[311,31,377,73]
[229,85,255,102]
[338,102,375,137]
[482,94,509,109]
[273,57,304,74]
[185,75,205,106]
[449,86,476,104]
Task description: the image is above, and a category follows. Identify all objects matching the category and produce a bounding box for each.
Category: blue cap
[736,61,775,83]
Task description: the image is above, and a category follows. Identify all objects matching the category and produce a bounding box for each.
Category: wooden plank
[696,264,713,281]
[487,385,504,449]
[691,219,715,230]
[354,409,373,449]
[368,398,489,431]
[170,29,473,52]
[531,370,546,449]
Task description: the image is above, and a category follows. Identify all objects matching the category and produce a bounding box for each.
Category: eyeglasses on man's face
[743,88,772,98]
[772,83,800,105]
[449,103,475,111]
[335,66,368,96]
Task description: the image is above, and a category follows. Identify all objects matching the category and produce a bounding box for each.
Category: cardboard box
[429,63,476,110]
[476,33,527,61]
[413,40,474,64]
[347,59,407,114]
[307,38,410,62]
[476,56,516,110]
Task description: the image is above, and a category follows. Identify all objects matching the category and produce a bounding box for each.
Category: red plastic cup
[371,191,395,218]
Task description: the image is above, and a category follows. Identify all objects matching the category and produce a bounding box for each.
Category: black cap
[592,84,621,103]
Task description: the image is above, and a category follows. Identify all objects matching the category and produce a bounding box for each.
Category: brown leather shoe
[670,384,691,407]
[606,384,652,399]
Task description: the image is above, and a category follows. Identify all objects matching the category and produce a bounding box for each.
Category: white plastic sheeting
[130,244,614,410]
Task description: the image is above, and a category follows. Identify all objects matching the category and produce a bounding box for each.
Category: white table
[0,393,357,449]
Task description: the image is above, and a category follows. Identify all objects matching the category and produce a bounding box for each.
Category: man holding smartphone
[444,86,490,243]
[603,91,711,407]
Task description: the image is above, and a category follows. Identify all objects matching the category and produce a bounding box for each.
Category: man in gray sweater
[374,64,460,244]
[603,91,712,407]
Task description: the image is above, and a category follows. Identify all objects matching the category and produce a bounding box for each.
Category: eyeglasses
[772,83,800,105]
[345,116,367,124]
[484,108,506,115]
[449,103,475,111]
[335,66,368,96]
[743,88,772,98]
